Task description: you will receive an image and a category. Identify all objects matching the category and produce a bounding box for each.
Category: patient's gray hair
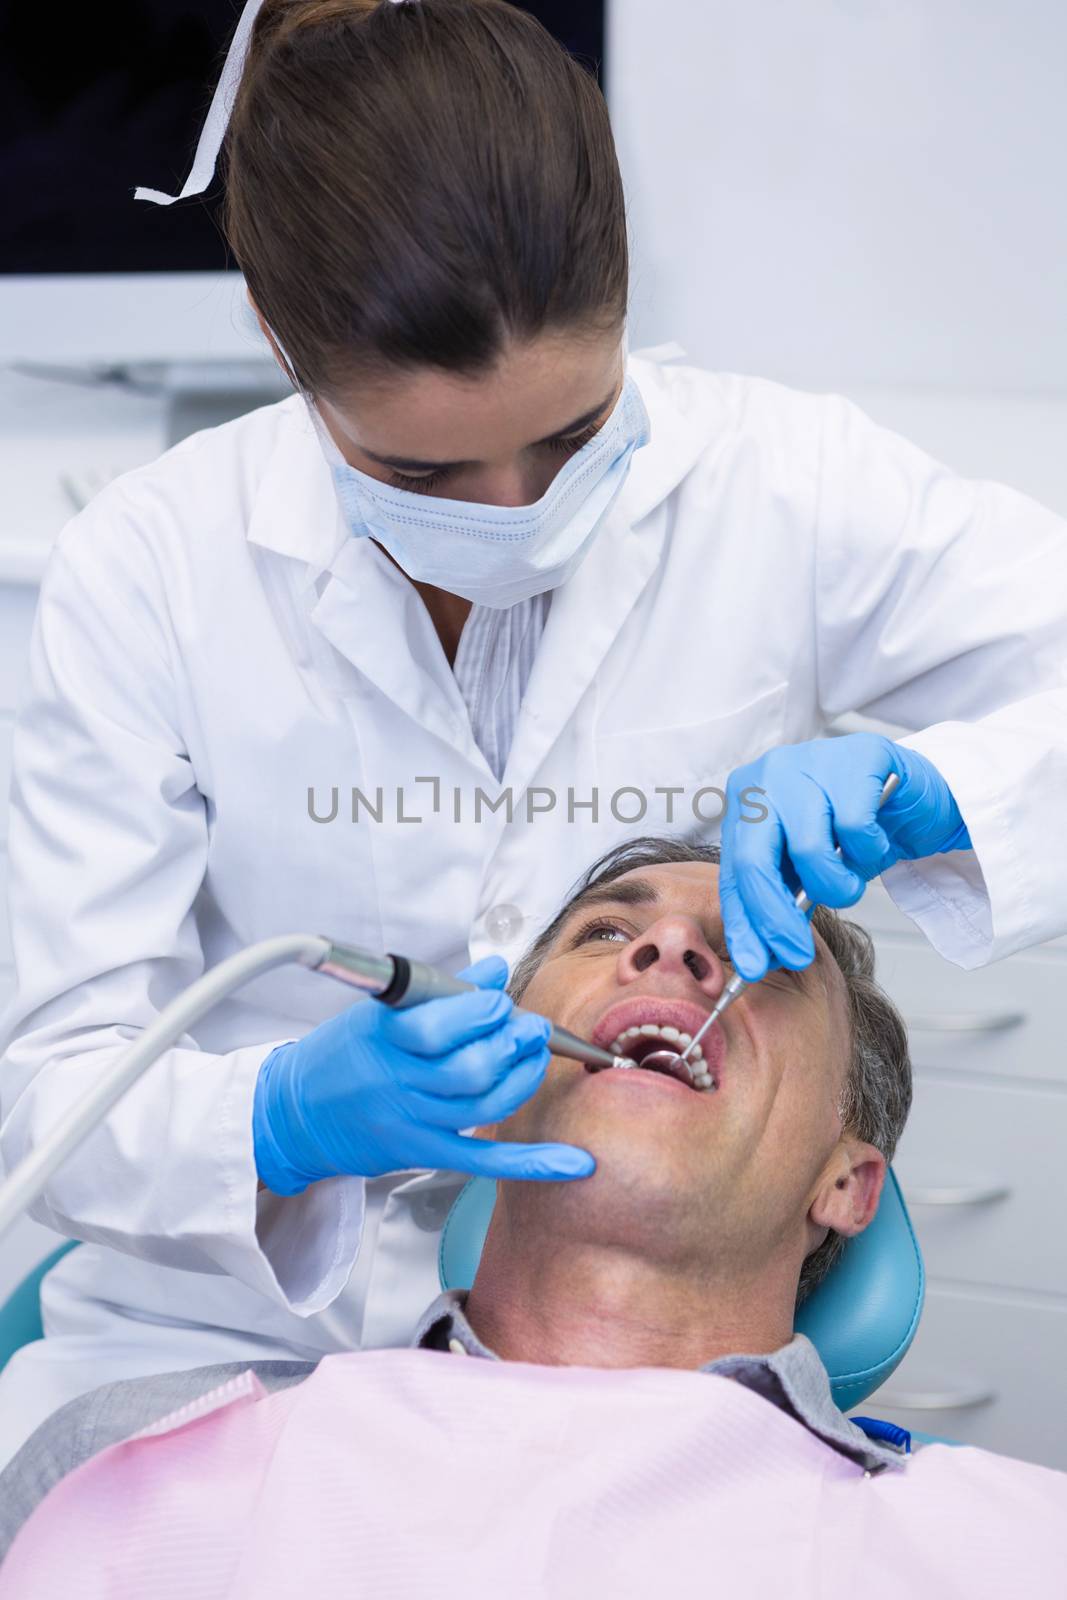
[507,837,912,1308]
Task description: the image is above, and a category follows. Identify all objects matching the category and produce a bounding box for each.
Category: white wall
[610,0,1067,391]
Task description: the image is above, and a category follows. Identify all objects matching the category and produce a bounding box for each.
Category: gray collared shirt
[414,1290,906,1477]
[0,1292,904,1562]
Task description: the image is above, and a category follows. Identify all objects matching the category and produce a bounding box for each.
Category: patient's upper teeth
[659,1026,681,1041]
[677,1033,692,1047]
[639,1023,660,1036]
[624,1026,641,1038]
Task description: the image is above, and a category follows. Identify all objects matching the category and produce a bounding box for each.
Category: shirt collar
[412,1289,906,1476]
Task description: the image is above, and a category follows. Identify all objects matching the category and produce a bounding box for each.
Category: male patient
[0,839,1063,1597]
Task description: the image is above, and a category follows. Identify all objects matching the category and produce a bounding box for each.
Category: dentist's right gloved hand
[252,956,595,1194]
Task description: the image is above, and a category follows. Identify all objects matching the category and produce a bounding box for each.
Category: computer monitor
[0,1,606,377]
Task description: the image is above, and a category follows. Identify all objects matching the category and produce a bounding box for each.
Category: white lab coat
[1,353,1066,1464]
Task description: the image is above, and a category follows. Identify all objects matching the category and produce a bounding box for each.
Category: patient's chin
[507,1122,714,1263]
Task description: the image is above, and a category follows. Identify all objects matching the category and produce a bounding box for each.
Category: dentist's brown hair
[222,0,627,400]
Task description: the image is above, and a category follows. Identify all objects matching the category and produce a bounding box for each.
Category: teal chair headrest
[439,1166,924,1411]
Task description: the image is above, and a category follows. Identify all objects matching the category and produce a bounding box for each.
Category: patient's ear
[809,1142,886,1238]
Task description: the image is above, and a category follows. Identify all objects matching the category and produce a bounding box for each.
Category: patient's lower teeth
[638,1050,707,1090]
[598,1021,722,1090]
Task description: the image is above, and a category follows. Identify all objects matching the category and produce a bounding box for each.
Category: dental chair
[0,1168,946,1448]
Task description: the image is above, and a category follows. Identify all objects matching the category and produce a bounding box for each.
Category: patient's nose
[618,914,729,996]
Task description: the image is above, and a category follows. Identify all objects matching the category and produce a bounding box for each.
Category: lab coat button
[485,903,524,943]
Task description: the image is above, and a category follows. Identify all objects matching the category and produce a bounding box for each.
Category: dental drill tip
[582,1054,637,1075]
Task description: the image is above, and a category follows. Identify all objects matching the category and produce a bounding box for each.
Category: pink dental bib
[1,1349,1063,1598]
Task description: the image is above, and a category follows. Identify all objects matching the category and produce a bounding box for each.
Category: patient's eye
[569,916,632,947]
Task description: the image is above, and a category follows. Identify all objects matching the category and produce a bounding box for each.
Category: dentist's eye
[570,917,632,947]
[387,467,450,494]
[545,421,600,456]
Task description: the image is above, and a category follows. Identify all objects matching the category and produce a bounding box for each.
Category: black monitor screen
[0,1,606,274]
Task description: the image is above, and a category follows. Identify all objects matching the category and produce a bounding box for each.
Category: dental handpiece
[306,942,630,1072]
[0,935,626,1246]
[675,771,902,1068]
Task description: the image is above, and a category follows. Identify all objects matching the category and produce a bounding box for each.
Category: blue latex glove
[253,955,595,1194]
[720,733,971,980]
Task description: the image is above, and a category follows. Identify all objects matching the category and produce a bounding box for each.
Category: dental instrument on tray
[671,771,902,1075]
[0,935,627,1244]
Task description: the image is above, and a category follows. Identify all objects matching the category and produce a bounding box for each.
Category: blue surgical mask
[307,376,651,609]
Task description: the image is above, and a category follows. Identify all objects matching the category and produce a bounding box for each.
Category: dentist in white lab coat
[1,0,1066,1466]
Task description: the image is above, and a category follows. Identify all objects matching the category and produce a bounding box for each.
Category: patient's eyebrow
[565,878,662,919]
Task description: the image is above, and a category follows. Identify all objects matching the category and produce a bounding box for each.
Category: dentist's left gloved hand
[720,733,970,981]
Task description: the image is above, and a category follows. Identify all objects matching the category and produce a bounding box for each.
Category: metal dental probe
[673,771,903,1072]
[311,943,632,1072]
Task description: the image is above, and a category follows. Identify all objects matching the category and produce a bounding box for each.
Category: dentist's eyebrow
[358,388,617,473]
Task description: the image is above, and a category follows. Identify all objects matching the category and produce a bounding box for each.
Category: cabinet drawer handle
[878,1386,995,1412]
[906,1011,1025,1034]
[903,1184,1011,1207]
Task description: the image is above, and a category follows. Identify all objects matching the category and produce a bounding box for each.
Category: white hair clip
[134,0,414,207]
[133,0,268,206]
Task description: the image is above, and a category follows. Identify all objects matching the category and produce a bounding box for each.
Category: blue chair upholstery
[0,1241,79,1374]
[439,1166,924,1412]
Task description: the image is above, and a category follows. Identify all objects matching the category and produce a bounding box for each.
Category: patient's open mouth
[588,999,724,1094]
[607,1025,715,1091]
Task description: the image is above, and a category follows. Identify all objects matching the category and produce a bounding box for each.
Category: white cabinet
[849,884,1067,1470]
[894,1079,1067,1299]
[869,938,1067,1089]
[868,1286,1067,1471]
